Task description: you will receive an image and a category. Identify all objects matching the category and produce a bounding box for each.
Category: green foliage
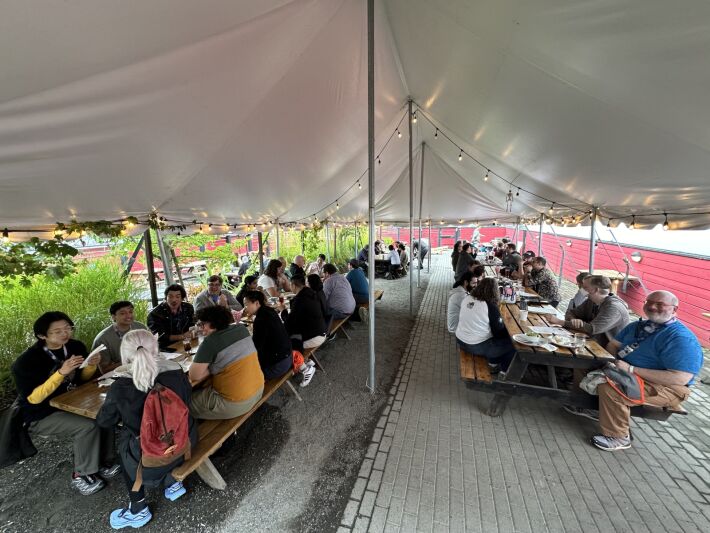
[0,238,79,282]
[0,261,147,395]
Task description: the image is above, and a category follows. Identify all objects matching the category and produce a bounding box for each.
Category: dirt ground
[0,270,429,533]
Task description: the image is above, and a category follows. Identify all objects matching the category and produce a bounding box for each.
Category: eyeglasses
[644,300,677,309]
[47,326,74,335]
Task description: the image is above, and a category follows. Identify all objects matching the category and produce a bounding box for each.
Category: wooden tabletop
[49,338,198,419]
[501,302,615,364]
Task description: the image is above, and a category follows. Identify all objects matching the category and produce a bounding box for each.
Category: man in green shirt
[92,301,147,366]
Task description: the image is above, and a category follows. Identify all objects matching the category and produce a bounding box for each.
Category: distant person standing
[451,241,462,272]
[413,238,429,269]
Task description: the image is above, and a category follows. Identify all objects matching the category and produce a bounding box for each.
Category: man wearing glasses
[194,275,242,313]
[579,290,703,451]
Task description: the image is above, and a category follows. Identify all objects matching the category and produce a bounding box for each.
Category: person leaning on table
[96,329,198,530]
[188,306,264,420]
[11,311,120,496]
[565,290,703,452]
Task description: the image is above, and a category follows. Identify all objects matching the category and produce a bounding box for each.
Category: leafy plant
[0,238,79,283]
[0,260,147,395]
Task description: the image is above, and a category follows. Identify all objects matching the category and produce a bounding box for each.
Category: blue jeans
[456,336,515,371]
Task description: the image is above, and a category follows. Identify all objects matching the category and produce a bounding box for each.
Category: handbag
[0,398,38,469]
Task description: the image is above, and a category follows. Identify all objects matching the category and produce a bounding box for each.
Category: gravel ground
[0,270,429,533]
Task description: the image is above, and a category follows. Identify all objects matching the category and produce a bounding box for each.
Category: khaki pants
[598,381,690,437]
[30,411,115,476]
[190,385,263,420]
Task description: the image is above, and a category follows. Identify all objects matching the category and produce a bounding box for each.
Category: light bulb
[516,188,520,196]
[434,128,438,139]
[397,129,402,138]
[629,216,636,230]
[377,157,381,165]
[358,181,362,190]
[336,201,340,210]
[548,203,555,214]
[662,213,669,231]
[412,111,417,123]
[2,228,9,243]
[484,170,489,182]
[458,149,463,161]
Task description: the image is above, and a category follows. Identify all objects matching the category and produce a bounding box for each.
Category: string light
[484,170,489,182]
[377,157,381,165]
[629,215,636,230]
[412,110,417,123]
[548,202,555,214]
[434,128,438,139]
[2,228,9,243]
[336,201,340,210]
[458,219,464,224]
[516,188,520,196]
[607,220,611,228]
[458,149,463,161]
[397,129,402,139]
[662,213,669,231]
[358,181,362,190]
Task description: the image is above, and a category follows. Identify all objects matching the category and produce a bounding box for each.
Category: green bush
[0,261,147,395]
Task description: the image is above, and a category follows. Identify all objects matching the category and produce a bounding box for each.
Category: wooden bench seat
[172,369,295,489]
[328,316,351,340]
[358,289,384,309]
[459,349,493,384]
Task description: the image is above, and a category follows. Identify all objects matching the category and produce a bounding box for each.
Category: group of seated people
[446,239,703,452]
[9,251,374,526]
[357,239,427,279]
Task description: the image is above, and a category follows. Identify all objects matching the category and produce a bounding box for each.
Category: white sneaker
[300,365,316,387]
[306,360,316,369]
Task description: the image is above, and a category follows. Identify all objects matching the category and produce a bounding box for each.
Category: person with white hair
[566,290,703,452]
[289,255,306,279]
[96,329,197,529]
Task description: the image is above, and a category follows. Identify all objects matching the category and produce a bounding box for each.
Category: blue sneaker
[109,507,152,529]
[164,481,186,501]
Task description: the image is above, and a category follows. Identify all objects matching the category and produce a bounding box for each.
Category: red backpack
[132,383,191,490]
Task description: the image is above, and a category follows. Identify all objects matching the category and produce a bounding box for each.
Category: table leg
[547,366,558,389]
[487,354,528,417]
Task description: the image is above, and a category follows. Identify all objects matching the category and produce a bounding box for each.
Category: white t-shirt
[388,249,401,265]
[257,274,277,291]
[455,297,492,345]
[446,287,467,333]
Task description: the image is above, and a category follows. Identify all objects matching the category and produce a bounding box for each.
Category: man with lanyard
[194,275,242,313]
[567,290,703,451]
[147,284,196,349]
[92,301,147,365]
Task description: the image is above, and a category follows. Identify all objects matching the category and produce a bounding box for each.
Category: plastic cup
[519,309,528,321]
[573,333,586,354]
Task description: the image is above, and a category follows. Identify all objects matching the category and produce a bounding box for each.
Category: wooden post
[143,229,159,307]
[257,232,264,274]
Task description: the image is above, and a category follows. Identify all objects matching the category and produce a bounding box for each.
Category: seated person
[12,312,118,496]
[567,272,589,312]
[92,300,147,366]
[524,257,561,307]
[282,276,328,352]
[257,259,282,298]
[237,255,251,276]
[307,274,329,323]
[242,291,293,380]
[236,275,258,307]
[289,255,307,279]
[147,284,195,349]
[323,263,357,320]
[471,265,486,287]
[567,291,703,452]
[96,330,198,529]
[398,244,409,275]
[447,271,475,333]
[500,243,523,279]
[306,254,326,277]
[522,250,536,261]
[373,240,384,255]
[194,275,242,313]
[549,275,629,348]
[346,259,370,323]
[276,258,292,292]
[455,279,516,372]
[357,245,369,264]
[454,243,476,282]
[188,307,264,420]
[451,241,462,272]
[386,244,401,279]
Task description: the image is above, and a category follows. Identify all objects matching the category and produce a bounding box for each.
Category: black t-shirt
[252,306,292,369]
[12,338,89,423]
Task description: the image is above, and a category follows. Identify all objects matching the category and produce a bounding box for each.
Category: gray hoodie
[564,294,630,347]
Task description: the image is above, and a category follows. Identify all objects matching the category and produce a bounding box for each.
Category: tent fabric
[2,0,710,234]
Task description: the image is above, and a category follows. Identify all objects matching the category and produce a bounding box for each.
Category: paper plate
[512,333,546,346]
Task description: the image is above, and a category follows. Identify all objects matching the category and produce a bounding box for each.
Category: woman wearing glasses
[455,278,516,374]
[11,311,120,496]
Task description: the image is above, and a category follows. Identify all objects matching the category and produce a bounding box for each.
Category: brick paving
[338,256,710,532]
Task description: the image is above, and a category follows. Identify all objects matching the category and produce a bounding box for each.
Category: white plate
[513,333,546,346]
[550,335,576,347]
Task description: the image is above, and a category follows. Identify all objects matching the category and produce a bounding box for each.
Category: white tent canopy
[2,0,710,235]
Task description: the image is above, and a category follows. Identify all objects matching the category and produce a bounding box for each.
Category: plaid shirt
[528,267,561,303]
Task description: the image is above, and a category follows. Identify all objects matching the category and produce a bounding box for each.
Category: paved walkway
[338,257,710,532]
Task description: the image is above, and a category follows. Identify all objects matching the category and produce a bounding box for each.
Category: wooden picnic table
[49,338,198,419]
[484,301,615,416]
[577,268,639,294]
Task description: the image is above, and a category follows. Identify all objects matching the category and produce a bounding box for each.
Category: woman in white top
[257,259,281,298]
[447,271,475,333]
[455,278,515,371]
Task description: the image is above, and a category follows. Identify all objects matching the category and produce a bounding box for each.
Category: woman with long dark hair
[257,259,282,298]
[455,278,515,372]
[451,241,462,272]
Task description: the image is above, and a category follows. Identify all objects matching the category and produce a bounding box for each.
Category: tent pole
[333,224,337,260]
[143,229,159,308]
[300,230,305,255]
[408,98,414,315]
[417,142,425,288]
[354,222,358,258]
[367,0,376,394]
[427,219,431,272]
[275,222,280,257]
[537,213,544,256]
[122,234,145,277]
[588,207,598,274]
[325,222,331,262]
[155,228,174,287]
[513,217,520,243]
[522,229,527,254]
[170,247,185,287]
[257,232,264,275]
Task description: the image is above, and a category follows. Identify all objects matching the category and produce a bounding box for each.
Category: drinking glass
[573,333,586,354]
[183,338,192,353]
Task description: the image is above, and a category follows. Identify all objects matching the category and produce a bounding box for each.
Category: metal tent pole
[537,213,544,256]
[588,207,598,274]
[275,222,280,257]
[333,224,337,260]
[170,247,185,287]
[122,234,145,277]
[325,222,331,262]
[367,0,376,394]
[257,232,264,274]
[417,143,425,288]
[427,219,431,272]
[354,222,358,258]
[143,229,159,307]
[155,228,174,287]
[408,98,414,314]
